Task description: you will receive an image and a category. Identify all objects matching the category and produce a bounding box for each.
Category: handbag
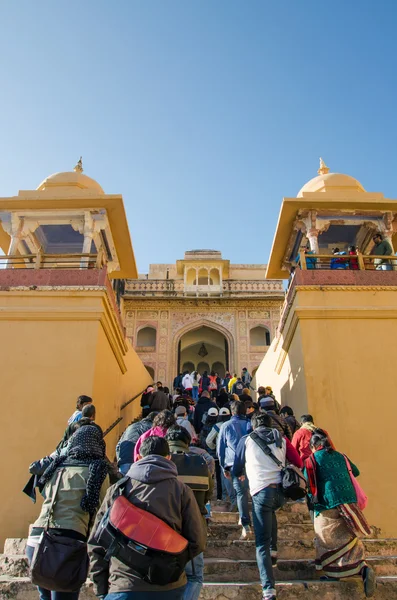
[91,477,190,586]
[30,468,90,592]
[343,454,368,510]
[250,432,307,500]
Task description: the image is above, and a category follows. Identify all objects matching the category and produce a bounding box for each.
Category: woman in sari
[304,431,375,598]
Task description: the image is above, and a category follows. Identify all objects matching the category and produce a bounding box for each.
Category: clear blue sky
[0,0,396,272]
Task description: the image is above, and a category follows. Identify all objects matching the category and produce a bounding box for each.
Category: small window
[137,327,157,348]
[250,326,271,347]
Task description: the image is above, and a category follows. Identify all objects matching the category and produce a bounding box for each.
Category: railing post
[34,250,42,270]
[357,252,365,270]
[300,251,307,270]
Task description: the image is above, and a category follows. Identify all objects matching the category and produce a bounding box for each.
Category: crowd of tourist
[24,379,375,600]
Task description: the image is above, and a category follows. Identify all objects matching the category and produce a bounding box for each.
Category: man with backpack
[88,436,206,599]
[233,413,302,600]
[166,425,212,600]
[231,376,245,397]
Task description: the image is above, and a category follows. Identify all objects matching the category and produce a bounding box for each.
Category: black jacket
[116,418,154,466]
[194,397,216,433]
[148,390,170,411]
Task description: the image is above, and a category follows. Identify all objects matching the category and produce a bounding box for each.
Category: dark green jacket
[372,239,393,259]
[304,449,359,513]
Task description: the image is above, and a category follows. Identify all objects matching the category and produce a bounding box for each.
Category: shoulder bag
[343,454,368,510]
[91,477,190,586]
[250,432,307,500]
[30,468,91,592]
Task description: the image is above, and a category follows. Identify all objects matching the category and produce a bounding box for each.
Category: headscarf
[39,426,109,515]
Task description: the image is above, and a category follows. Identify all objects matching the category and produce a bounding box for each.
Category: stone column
[306,228,319,254]
[80,212,94,268]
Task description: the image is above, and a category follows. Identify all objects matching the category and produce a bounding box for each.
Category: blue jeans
[232,475,251,527]
[105,590,185,600]
[183,552,204,600]
[222,470,236,503]
[251,485,285,598]
[192,387,199,401]
[26,545,80,600]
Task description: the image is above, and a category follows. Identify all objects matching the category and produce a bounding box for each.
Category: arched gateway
[173,320,234,379]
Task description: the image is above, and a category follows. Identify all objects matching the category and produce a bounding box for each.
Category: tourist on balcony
[89,436,206,600]
[116,412,158,475]
[348,245,359,270]
[280,406,300,436]
[304,431,375,597]
[191,370,200,400]
[330,248,348,270]
[233,412,302,600]
[133,410,176,461]
[218,401,253,539]
[26,427,110,600]
[371,233,393,270]
[182,371,193,395]
[194,391,217,434]
[292,415,334,461]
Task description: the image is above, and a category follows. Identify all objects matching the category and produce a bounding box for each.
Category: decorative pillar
[80,212,94,268]
[306,228,319,254]
[382,212,395,252]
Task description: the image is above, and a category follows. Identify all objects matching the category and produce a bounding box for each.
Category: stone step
[0,576,396,600]
[206,538,397,560]
[210,510,312,525]
[208,522,315,542]
[2,553,397,581]
[203,556,397,582]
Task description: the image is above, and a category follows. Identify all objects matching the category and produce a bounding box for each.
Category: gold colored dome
[36,158,104,194]
[297,158,365,197]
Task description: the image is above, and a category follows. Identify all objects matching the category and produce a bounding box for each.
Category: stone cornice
[123,297,284,309]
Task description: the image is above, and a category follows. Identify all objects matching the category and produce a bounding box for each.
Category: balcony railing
[298,252,397,271]
[185,284,223,295]
[0,252,104,269]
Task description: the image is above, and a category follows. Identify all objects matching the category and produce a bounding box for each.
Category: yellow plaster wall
[0,291,151,547]
[256,287,397,536]
[92,328,152,456]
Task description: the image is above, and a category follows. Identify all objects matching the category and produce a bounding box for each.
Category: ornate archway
[171,318,235,380]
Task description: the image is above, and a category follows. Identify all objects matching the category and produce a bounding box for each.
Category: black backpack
[249,432,307,500]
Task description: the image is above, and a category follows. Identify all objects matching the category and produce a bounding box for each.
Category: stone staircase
[1,502,397,599]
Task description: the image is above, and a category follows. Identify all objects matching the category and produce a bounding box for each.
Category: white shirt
[182,373,193,389]
[245,436,287,496]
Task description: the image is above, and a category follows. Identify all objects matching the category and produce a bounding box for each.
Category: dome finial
[74,156,83,173]
[318,157,329,175]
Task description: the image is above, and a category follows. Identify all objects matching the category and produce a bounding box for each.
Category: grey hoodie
[88,454,206,595]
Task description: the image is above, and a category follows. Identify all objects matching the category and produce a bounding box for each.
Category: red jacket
[292,426,334,461]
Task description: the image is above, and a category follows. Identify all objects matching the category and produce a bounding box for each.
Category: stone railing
[124,278,283,297]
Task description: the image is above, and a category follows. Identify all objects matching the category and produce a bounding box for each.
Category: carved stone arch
[171,318,235,378]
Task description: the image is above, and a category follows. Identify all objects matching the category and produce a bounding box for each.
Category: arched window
[145,365,155,380]
[197,361,210,374]
[212,361,225,377]
[250,326,271,347]
[137,326,157,348]
[182,361,195,373]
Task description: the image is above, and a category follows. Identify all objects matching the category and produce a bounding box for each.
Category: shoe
[362,565,376,598]
[229,503,238,513]
[240,525,254,540]
[270,551,278,566]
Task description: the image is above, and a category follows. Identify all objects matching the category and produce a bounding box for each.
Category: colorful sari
[314,505,370,577]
